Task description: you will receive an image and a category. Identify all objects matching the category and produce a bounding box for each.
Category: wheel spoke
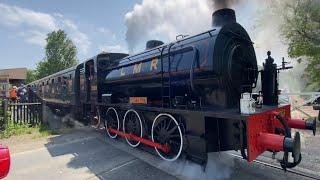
[166,118,172,130]
[160,120,165,130]
[168,125,178,135]
[155,125,161,131]
[168,134,180,138]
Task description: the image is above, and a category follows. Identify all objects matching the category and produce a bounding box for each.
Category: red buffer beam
[108,128,170,153]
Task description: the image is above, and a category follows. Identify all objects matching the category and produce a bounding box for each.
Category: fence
[8,102,42,125]
[0,92,43,128]
[0,101,7,130]
[279,92,320,120]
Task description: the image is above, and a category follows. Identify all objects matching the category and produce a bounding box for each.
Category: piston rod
[108,128,170,153]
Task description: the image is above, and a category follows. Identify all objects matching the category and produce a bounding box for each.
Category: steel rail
[228,153,319,180]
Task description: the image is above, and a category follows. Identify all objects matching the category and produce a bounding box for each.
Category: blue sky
[0,0,290,70]
[0,0,141,69]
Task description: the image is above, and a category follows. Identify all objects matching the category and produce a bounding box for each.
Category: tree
[280,0,320,90]
[36,30,78,79]
[25,69,37,84]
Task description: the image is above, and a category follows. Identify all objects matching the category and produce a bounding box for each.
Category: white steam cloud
[125,0,288,63]
[208,0,243,10]
[125,0,212,52]
[125,0,305,91]
[157,153,234,180]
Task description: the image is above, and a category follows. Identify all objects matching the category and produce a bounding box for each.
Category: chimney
[212,8,236,27]
[146,40,164,50]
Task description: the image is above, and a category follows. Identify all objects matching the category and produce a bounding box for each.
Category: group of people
[9,84,28,102]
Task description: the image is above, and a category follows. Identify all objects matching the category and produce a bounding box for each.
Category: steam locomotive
[29,8,316,170]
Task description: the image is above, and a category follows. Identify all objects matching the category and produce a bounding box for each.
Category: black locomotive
[29,8,316,170]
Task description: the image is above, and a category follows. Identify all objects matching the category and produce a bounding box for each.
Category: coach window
[69,74,72,79]
[58,77,61,83]
[51,79,54,84]
[42,82,44,86]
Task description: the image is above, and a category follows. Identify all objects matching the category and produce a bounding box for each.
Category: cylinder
[146,40,164,50]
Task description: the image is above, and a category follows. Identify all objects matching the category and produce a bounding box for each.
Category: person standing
[9,86,17,102]
[17,84,27,103]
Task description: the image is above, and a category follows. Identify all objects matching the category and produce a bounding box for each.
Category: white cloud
[125,0,212,52]
[18,30,47,46]
[0,3,57,31]
[0,3,91,55]
[97,27,116,40]
[62,19,91,55]
[99,44,128,53]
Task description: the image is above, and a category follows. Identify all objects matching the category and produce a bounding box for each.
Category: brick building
[0,68,27,98]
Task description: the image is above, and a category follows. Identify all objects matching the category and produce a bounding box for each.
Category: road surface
[6,127,318,180]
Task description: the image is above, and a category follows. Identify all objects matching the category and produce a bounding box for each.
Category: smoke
[124,0,212,52]
[124,0,243,52]
[157,153,234,180]
[124,0,286,62]
[208,0,242,10]
[279,61,308,92]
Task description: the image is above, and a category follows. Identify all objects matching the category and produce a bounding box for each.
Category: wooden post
[3,100,8,130]
[41,101,46,125]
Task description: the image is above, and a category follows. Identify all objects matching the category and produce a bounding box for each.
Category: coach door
[85,60,95,102]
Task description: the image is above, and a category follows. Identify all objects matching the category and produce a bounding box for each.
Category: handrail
[189,46,199,94]
[160,46,166,107]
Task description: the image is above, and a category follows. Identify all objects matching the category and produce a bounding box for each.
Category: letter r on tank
[150,58,158,71]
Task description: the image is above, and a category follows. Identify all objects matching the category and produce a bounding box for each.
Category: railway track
[228,153,319,180]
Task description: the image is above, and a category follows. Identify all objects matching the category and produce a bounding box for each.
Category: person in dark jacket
[17,84,27,103]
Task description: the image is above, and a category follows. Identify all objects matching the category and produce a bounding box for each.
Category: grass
[0,123,59,139]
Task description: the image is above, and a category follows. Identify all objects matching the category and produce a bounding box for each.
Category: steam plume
[124,0,211,53]
[124,0,244,52]
[124,1,304,77]
[208,0,242,10]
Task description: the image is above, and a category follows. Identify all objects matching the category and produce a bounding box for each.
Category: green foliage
[0,123,33,139]
[0,123,58,139]
[280,0,320,90]
[25,69,37,84]
[36,29,78,79]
